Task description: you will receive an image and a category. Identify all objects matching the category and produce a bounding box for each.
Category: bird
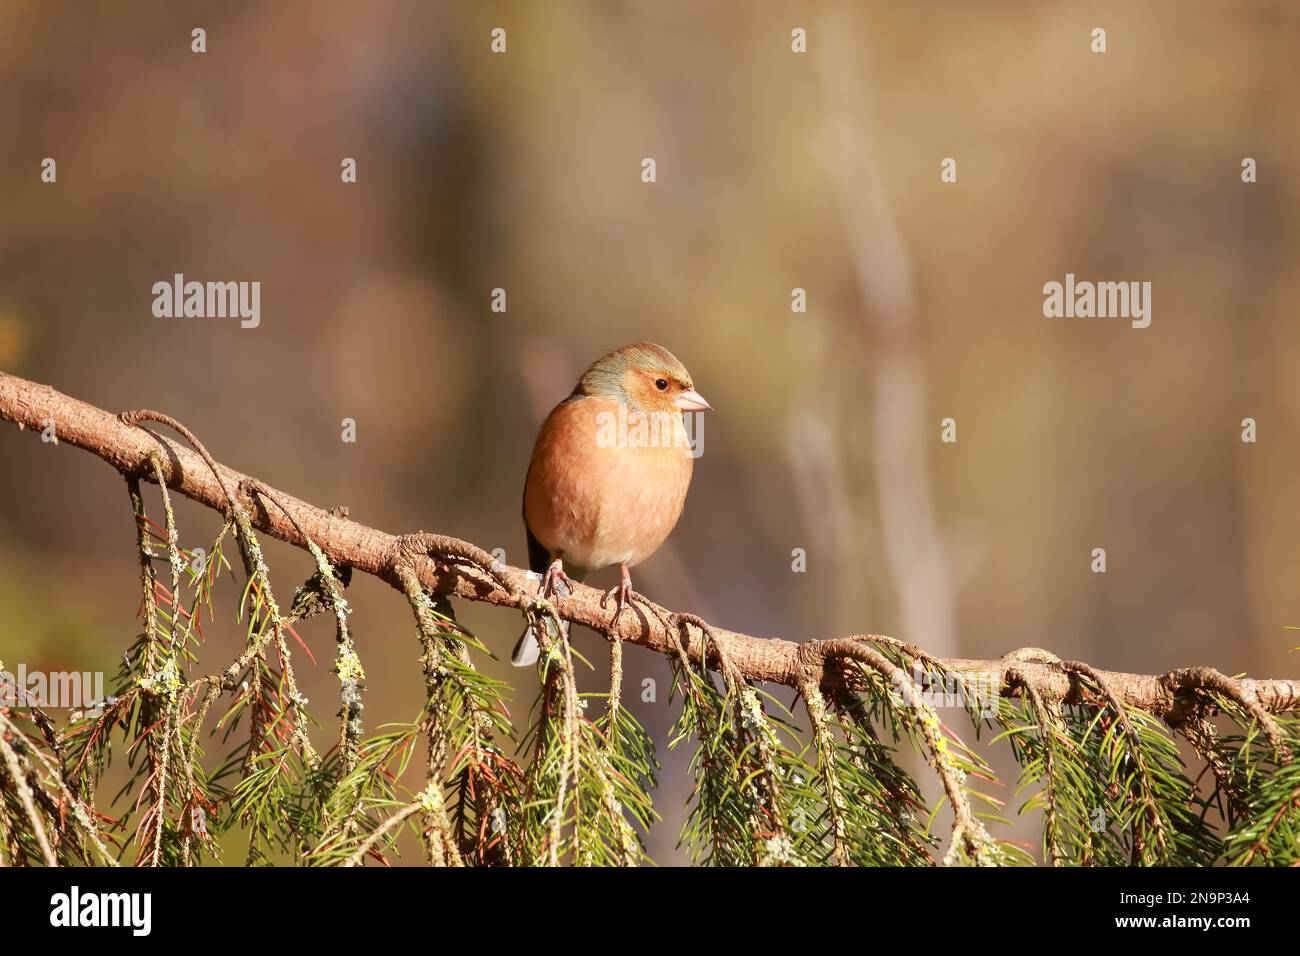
[511,342,710,666]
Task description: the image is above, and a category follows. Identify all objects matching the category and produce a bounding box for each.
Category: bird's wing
[514,460,585,668]
[522,459,589,582]
[522,461,552,575]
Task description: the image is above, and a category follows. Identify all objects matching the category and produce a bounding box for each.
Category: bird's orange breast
[523,395,694,573]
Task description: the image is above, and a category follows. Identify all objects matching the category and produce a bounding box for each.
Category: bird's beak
[676,388,712,411]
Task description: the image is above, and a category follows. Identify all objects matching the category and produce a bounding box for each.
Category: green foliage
[669,656,777,865]
[1213,709,1300,865]
[1000,697,1220,865]
[1,466,1297,867]
[516,624,657,866]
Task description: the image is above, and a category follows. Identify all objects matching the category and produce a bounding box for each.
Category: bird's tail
[510,624,549,667]
[511,568,581,667]
[512,608,571,667]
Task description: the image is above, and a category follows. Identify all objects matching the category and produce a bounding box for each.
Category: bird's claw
[540,561,575,600]
[600,564,641,629]
[600,582,633,627]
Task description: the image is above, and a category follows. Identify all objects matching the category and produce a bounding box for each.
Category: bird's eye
[654,378,669,391]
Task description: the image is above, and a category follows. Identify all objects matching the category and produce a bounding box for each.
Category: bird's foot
[600,563,638,628]
[540,559,575,600]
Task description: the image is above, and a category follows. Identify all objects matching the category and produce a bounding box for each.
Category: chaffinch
[511,342,710,666]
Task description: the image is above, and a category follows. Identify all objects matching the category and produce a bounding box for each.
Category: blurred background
[2,0,1299,864]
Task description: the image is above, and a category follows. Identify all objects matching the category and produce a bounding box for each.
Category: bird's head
[575,342,711,415]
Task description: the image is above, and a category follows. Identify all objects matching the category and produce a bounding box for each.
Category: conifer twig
[3,372,1299,719]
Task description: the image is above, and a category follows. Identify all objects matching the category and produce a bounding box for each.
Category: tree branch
[3,370,1299,721]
